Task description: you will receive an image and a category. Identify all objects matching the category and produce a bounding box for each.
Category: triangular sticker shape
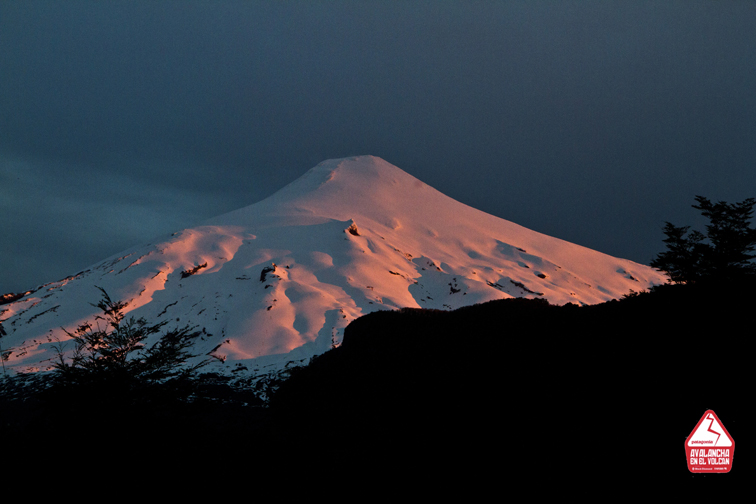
[685,410,735,473]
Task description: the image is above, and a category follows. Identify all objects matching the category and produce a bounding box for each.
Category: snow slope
[0,156,665,379]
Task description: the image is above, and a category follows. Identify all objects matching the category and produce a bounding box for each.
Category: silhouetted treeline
[652,195,756,284]
[1,283,750,492]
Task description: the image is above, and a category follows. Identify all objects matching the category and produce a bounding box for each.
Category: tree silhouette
[651,196,756,284]
[51,287,210,407]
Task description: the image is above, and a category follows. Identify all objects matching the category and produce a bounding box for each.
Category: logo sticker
[685,410,734,473]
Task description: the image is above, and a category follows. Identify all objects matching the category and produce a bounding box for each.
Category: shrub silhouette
[50,287,210,410]
[651,195,756,284]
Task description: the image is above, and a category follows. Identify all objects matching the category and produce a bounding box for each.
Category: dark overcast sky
[2,1,755,294]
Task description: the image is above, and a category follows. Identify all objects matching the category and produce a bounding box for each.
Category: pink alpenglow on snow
[0,156,665,379]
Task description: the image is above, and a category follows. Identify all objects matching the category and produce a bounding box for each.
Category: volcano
[0,156,665,380]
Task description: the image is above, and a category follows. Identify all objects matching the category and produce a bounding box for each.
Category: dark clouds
[2,1,756,293]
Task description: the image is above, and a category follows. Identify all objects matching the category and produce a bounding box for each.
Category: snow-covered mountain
[0,156,665,380]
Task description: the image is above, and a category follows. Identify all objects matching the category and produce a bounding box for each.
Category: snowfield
[0,156,665,379]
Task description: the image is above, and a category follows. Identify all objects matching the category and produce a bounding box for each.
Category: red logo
[685,410,735,473]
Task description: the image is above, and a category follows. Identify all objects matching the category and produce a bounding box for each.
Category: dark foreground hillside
[1,283,749,492]
[269,282,750,492]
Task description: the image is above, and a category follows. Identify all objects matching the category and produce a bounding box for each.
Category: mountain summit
[1,156,665,378]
